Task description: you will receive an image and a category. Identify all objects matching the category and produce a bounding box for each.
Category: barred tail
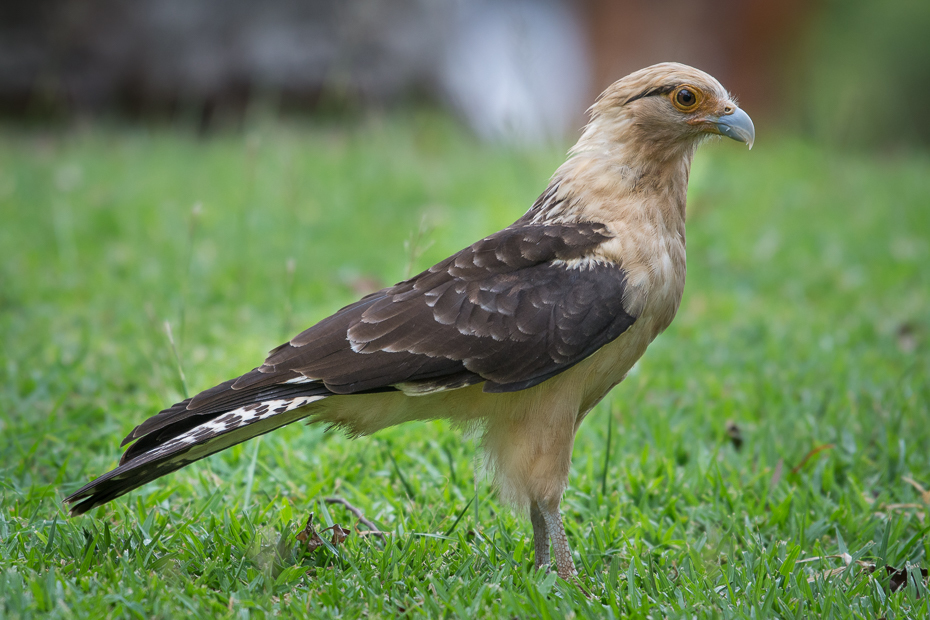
[65,394,326,515]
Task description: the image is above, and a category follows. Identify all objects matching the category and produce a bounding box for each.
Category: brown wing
[66,223,639,515]
[230,223,638,396]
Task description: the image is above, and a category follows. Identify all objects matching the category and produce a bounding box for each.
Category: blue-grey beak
[712,106,755,149]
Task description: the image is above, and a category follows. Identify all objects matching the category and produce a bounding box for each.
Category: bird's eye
[672,86,701,111]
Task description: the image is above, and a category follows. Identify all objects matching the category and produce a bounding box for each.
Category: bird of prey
[66,63,754,580]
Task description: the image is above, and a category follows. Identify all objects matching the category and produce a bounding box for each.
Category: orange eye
[672,85,702,111]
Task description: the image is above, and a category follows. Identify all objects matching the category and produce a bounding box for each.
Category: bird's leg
[538,499,576,579]
[530,500,550,570]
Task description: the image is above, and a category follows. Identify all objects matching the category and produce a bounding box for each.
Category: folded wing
[238,222,638,395]
[66,222,638,515]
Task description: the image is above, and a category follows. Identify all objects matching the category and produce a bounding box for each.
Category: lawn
[1,112,928,618]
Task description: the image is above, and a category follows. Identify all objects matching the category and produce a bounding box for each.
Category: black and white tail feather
[65,385,330,515]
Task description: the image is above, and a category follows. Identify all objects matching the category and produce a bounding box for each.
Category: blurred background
[2,0,929,146]
[1,2,929,615]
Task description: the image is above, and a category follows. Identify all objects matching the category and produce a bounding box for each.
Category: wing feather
[65,222,641,514]
[256,223,638,395]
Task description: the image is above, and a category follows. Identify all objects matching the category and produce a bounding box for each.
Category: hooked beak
[707,105,755,150]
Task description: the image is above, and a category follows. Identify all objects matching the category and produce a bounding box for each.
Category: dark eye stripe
[623,85,676,106]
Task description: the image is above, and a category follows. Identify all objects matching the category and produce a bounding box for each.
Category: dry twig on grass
[325,497,386,539]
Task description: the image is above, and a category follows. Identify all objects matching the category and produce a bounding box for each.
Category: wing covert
[243,223,638,395]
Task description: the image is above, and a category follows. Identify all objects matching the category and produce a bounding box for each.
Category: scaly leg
[530,500,550,570]
[538,500,577,579]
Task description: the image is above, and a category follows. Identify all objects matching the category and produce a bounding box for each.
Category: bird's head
[576,63,754,164]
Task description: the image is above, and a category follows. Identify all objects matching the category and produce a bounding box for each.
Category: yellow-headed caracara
[66,63,754,580]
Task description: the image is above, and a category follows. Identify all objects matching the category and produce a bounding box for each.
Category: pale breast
[567,218,686,415]
[645,233,687,333]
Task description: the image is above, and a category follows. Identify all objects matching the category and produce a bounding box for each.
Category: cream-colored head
[529,63,753,226]
[575,62,754,164]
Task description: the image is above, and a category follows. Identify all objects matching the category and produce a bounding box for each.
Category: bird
[65,62,754,581]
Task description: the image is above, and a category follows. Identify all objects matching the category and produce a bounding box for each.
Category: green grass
[1,112,928,618]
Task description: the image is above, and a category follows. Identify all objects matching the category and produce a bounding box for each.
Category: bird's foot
[531,499,587,595]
